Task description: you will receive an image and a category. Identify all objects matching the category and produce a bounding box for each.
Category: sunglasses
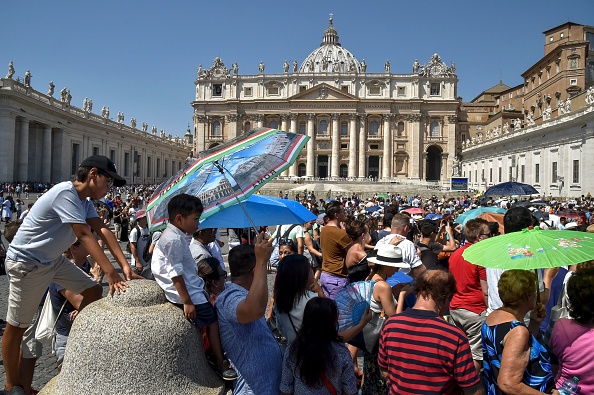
[279,238,295,246]
[97,170,114,188]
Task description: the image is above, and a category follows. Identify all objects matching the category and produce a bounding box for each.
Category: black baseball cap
[80,155,126,187]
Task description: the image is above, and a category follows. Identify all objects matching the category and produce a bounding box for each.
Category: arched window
[340,164,348,178]
[298,163,306,176]
[397,121,405,136]
[243,121,251,134]
[369,120,379,136]
[269,120,278,129]
[212,120,222,136]
[430,122,439,138]
[319,120,328,135]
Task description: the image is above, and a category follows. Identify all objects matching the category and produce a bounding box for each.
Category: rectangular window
[509,166,513,181]
[430,83,440,95]
[570,79,577,86]
[156,158,161,178]
[340,143,348,149]
[481,169,485,181]
[147,157,152,178]
[498,167,502,182]
[469,171,471,183]
[341,123,348,136]
[71,143,80,175]
[573,160,579,184]
[212,84,222,97]
[535,163,540,183]
[370,144,379,150]
[341,85,349,93]
[134,151,140,177]
[552,162,558,183]
[521,165,525,183]
[397,86,406,96]
[461,133,466,141]
[489,168,493,183]
[299,85,307,93]
[244,87,253,97]
[369,86,380,95]
[299,123,306,135]
[110,149,116,162]
[267,86,279,95]
[475,170,477,183]
[93,146,99,156]
[124,152,130,177]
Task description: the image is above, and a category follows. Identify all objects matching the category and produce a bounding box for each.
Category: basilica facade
[192,17,460,182]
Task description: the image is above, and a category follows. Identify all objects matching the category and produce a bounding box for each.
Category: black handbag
[347,310,386,354]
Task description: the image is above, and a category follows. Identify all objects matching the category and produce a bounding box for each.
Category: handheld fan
[336,280,374,332]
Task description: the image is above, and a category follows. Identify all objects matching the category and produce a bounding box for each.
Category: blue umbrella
[454,206,506,225]
[425,213,443,220]
[326,198,337,203]
[365,205,382,212]
[199,194,316,228]
[484,182,539,197]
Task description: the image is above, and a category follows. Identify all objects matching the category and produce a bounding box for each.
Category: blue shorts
[173,301,217,327]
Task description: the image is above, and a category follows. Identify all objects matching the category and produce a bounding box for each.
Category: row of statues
[82,98,93,112]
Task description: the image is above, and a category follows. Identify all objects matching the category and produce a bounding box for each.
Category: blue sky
[2,1,592,137]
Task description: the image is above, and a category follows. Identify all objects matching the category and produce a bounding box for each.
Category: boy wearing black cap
[2,155,139,395]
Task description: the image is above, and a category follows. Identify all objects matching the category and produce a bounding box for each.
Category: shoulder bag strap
[287,312,299,334]
[320,372,337,395]
[282,224,297,240]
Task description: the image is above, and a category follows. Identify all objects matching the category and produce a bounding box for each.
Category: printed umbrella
[484,182,539,197]
[147,128,309,231]
[462,227,594,270]
[198,194,316,229]
[454,206,506,225]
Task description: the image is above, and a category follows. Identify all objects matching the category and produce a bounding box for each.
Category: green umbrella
[462,227,594,270]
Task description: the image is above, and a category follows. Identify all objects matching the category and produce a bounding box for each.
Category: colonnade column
[382,114,391,180]
[358,114,367,178]
[306,113,315,177]
[42,125,52,183]
[18,118,30,181]
[289,115,298,177]
[0,112,16,181]
[280,114,289,177]
[330,113,340,178]
[256,114,264,128]
[348,114,357,178]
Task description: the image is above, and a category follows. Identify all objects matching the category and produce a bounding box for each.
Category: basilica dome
[299,17,362,74]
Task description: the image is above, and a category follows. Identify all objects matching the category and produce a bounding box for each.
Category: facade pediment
[289,83,357,101]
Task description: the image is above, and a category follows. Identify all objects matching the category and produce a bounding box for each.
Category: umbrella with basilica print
[147,127,309,231]
[462,227,594,270]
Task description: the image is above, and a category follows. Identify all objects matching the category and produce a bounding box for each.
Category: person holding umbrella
[482,270,557,394]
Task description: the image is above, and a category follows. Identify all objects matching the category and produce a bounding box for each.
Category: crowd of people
[2,155,594,394]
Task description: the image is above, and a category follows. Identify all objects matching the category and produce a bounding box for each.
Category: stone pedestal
[40,280,224,395]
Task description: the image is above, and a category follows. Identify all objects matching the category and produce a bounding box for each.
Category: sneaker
[218,366,238,381]
[6,386,26,395]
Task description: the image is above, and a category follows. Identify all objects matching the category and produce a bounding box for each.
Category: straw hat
[368,245,407,268]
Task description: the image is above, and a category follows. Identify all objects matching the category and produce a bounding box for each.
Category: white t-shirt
[375,234,423,275]
[487,267,545,314]
[8,182,98,265]
[129,226,150,267]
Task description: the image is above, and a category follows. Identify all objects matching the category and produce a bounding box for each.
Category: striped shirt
[378,309,480,395]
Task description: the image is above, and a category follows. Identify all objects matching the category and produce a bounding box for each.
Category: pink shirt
[550,318,594,394]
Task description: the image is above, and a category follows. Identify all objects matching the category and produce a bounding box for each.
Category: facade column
[348,113,357,178]
[358,114,367,178]
[195,115,208,153]
[18,118,30,181]
[382,114,391,179]
[256,114,264,128]
[42,125,52,182]
[408,114,422,179]
[280,114,290,177]
[306,113,316,177]
[227,114,238,140]
[330,113,340,178]
[0,112,17,181]
[289,114,298,177]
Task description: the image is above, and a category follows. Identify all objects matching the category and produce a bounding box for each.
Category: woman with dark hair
[280,297,358,395]
[551,266,594,394]
[345,220,371,283]
[275,254,324,343]
[482,269,556,394]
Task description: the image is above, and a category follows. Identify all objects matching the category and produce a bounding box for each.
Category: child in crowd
[151,194,236,381]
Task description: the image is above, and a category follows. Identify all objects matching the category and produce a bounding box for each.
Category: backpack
[142,230,155,263]
[125,225,142,254]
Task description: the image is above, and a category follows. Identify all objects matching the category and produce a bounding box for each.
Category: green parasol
[462,227,594,270]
